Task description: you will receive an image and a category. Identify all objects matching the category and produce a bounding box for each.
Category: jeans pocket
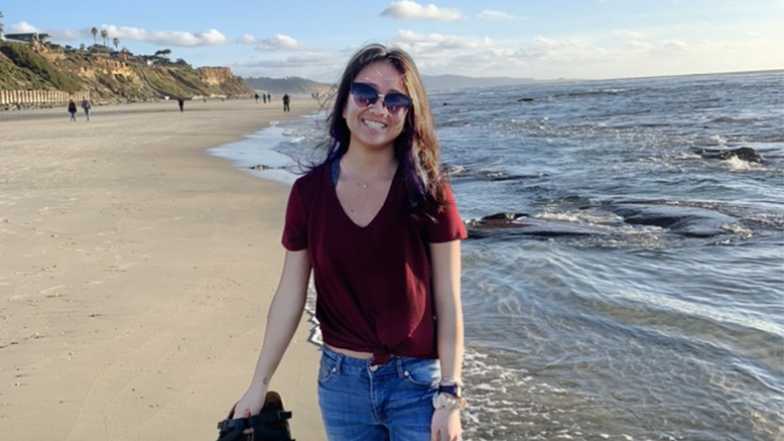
[318,353,339,385]
[401,358,440,388]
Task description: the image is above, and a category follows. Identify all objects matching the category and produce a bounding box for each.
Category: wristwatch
[438,382,462,398]
[432,382,466,410]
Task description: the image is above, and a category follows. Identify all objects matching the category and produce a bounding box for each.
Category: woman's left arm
[430,239,464,441]
[431,239,464,383]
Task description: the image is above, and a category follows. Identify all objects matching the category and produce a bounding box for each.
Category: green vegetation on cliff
[0,43,81,92]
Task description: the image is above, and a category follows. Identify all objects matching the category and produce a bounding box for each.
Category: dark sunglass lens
[351,83,378,107]
[384,93,412,113]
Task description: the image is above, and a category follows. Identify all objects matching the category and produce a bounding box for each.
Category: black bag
[216,391,295,441]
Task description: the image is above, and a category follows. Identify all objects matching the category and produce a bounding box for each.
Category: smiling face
[342,60,409,153]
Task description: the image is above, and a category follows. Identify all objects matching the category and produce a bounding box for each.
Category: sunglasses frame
[350,82,412,114]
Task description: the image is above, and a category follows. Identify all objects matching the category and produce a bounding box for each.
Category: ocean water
[209,70,784,440]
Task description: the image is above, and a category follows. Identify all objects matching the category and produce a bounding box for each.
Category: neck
[341,141,397,180]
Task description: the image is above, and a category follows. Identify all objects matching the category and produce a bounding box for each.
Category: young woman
[232,43,467,441]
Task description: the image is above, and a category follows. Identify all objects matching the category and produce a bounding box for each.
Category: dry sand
[0,99,327,440]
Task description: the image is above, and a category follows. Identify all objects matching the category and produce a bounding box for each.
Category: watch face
[432,392,466,411]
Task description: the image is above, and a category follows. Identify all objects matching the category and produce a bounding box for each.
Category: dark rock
[466,213,609,239]
[697,147,763,163]
[609,204,738,237]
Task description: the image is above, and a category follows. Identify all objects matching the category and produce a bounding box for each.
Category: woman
[232,43,466,441]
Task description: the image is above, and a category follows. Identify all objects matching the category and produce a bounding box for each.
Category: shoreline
[0,98,326,440]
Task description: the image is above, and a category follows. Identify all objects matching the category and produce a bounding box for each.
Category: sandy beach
[0,99,326,440]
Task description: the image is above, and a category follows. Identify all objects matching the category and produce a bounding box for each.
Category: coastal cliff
[0,41,253,105]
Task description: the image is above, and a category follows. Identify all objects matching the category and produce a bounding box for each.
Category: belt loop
[335,352,343,374]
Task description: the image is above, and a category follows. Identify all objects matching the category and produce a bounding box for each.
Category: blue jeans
[318,346,440,441]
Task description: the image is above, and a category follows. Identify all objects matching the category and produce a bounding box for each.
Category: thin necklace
[339,160,396,214]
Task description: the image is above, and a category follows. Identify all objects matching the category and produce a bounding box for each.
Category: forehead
[354,61,405,91]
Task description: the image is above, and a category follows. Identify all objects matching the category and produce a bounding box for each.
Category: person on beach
[255,93,260,103]
[67,99,77,121]
[177,98,184,112]
[231,43,467,441]
[282,93,290,112]
[81,98,92,121]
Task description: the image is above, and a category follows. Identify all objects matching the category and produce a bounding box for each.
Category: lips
[361,118,387,130]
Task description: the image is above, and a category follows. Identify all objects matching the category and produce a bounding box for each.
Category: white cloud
[50,29,81,41]
[10,21,40,33]
[381,1,462,21]
[255,34,300,50]
[97,25,227,47]
[233,51,344,81]
[612,30,646,40]
[477,10,522,21]
[239,33,256,45]
[394,30,495,51]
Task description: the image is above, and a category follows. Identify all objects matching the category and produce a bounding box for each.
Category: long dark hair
[319,43,447,214]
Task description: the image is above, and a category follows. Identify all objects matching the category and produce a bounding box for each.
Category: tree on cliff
[154,48,172,58]
[90,27,98,45]
[113,37,119,50]
[100,29,108,47]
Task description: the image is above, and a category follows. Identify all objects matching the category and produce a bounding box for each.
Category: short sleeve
[426,183,468,243]
[281,179,308,250]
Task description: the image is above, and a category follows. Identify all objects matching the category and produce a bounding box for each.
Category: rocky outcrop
[197,67,233,86]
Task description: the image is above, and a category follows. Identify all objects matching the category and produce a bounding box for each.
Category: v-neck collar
[329,159,400,230]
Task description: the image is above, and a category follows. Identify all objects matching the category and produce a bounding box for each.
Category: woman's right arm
[233,248,312,418]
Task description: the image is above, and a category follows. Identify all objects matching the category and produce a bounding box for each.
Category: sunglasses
[350,82,412,114]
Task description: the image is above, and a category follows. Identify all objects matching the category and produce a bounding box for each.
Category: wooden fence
[0,89,91,107]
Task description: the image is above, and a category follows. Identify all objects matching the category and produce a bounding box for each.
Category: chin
[350,128,402,150]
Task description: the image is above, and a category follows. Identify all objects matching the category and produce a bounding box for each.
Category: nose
[367,96,387,113]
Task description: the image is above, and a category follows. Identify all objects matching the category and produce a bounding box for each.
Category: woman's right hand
[232,383,268,420]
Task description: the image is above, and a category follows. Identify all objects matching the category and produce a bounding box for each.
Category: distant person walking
[282,93,290,112]
[67,99,77,121]
[267,93,271,103]
[177,98,185,112]
[81,98,92,121]
[255,93,260,103]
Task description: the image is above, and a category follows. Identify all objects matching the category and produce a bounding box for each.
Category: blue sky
[2,0,783,81]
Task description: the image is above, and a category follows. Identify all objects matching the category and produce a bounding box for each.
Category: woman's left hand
[431,407,462,441]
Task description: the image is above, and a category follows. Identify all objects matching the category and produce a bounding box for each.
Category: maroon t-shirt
[281,162,467,363]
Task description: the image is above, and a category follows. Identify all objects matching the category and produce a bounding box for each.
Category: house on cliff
[3,32,50,44]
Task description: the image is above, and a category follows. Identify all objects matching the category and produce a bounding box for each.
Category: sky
[2,0,783,82]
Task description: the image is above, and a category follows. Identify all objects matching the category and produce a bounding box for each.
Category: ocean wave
[709,116,761,124]
[534,209,623,225]
[720,223,753,238]
[721,156,766,172]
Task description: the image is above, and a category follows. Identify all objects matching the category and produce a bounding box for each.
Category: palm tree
[90,26,98,45]
[100,29,108,47]
[112,37,119,50]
